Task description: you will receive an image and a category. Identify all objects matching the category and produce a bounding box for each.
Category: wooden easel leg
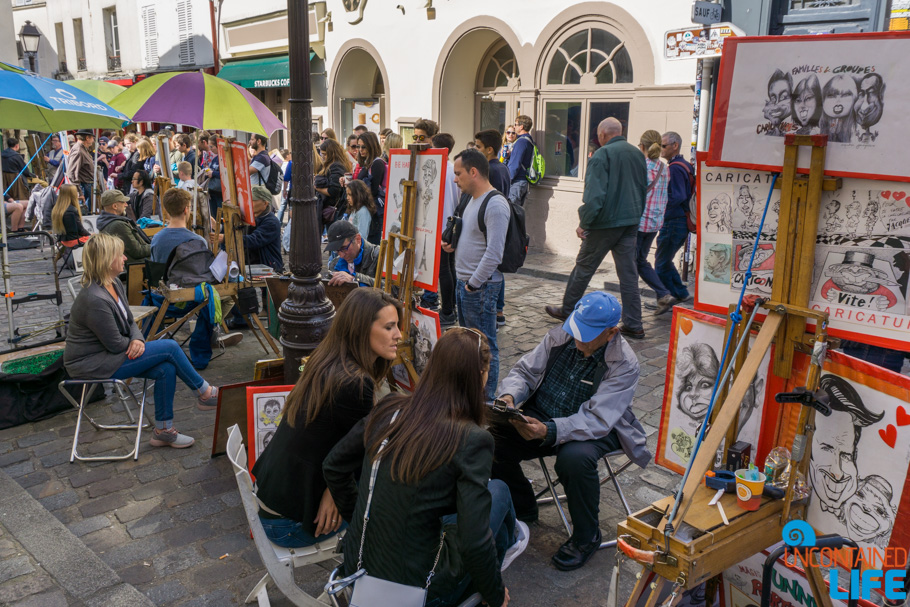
[248,313,280,356]
[146,304,170,342]
[624,567,654,607]
[642,577,667,607]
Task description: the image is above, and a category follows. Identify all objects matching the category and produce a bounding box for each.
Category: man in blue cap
[492,291,650,571]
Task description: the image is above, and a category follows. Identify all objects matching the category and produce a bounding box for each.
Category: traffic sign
[692,1,723,25]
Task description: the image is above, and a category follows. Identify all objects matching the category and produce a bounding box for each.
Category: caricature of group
[760,68,885,144]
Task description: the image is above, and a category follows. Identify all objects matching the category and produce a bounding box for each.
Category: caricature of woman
[763,69,792,137]
[792,74,823,135]
[842,475,897,548]
[819,75,858,144]
[705,193,732,233]
[862,199,879,235]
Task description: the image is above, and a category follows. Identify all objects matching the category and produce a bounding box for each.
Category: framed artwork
[245,385,294,473]
[656,308,776,475]
[709,32,910,182]
[230,140,255,225]
[391,306,441,391]
[383,148,447,291]
[695,152,910,351]
[210,376,284,457]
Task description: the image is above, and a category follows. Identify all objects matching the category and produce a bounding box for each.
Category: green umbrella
[67,79,127,104]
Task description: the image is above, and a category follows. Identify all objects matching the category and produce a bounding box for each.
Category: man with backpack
[507,115,536,207]
[654,131,694,316]
[545,118,648,340]
[249,134,281,197]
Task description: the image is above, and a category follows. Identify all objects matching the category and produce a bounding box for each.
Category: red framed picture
[708,32,910,182]
[382,148,448,291]
[245,385,294,474]
[391,306,441,391]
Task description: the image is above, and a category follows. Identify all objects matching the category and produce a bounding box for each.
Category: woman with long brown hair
[344,179,375,242]
[324,328,527,607]
[51,184,89,247]
[251,288,402,548]
[316,138,351,223]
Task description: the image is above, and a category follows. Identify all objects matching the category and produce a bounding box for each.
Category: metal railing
[107,54,121,72]
[77,57,86,71]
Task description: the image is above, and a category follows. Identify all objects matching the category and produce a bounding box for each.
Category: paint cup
[735,469,766,511]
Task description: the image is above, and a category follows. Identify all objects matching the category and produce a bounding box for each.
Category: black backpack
[264,158,283,195]
[455,190,529,273]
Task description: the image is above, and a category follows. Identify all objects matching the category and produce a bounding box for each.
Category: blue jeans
[277,193,289,223]
[636,231,669,300]
[426,480,516,607]
[143,292,213,369]
[111,339,208,424]
[841,341,906,373]
[655,216,690,301]
[455,279,501,400]
[508,181,528,207]
[259,515,346,549]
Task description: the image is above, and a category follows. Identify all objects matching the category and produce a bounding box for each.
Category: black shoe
[545,305,569,321]
[552,529,602,571]
[619,325,645,340]
[497,313,506,326]
[439,311,457,328]
[226,318,249,331]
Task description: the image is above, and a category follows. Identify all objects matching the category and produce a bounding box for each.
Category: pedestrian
[137,139,156,176]
[280,152,293,226]
[117,134,141,194]
[500,126,517,164]
[379,127,394,146]
[345,134,359,168]
[320,127,338,144]
[654,131,695,315]
[544,117,647,340]
[64,232,219,449]
[50,184,89,247]
[350,131,386,244]
[443,148,509,400]
[66,130,96,202]
[345,180,375,242]
[635,130,672,311]
[380,132,402,163]
[129,170,156,219]
[2,137,34,202]
[108,138,126,189]
[178,134,196,175]
[506,115,534,207]
[176,162,196,191]
[45,134,65,181]
[248,134,271,187]
[315,139,350,225]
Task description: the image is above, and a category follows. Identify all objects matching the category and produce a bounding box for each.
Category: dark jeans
[841,340,906,373]
[439,248,456,316]
[426,479,515,607]
[655,216,690,301]
[258,515,346,549]
[562,224,642,332]
[111,339,207,423]
[491,412,621,544]
[456,279,501,400]
[636,231,669,300]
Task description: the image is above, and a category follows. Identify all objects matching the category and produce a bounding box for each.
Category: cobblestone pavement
[0,242,696,606]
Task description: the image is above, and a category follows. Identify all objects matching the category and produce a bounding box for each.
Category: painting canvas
[695,153,910,351]
[709,33,910,182]
[230,140,255,225]
[383,148,447,291]
[391,306,441,391]
[656,308,774,475]
[245,385,293,473]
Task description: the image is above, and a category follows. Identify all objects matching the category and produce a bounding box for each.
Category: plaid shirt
[638,158,668,233]
[534,341,608,423]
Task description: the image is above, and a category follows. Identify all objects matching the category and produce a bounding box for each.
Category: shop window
[543,102,582,178]
[586,102,630,157]
[546,28,632,86]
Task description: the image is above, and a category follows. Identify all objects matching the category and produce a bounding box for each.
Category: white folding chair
[536,449,634,549]
[225,424,342,607]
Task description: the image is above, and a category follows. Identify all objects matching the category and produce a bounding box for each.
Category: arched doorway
[437,28,521,148]
[330,44,388,141]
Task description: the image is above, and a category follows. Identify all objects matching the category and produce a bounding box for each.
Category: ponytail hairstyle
[639,129,662,161]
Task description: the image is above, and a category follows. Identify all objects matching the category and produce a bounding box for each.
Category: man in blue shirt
[150,189,207,263]
[506,115,535,207]
[654,131,694,315]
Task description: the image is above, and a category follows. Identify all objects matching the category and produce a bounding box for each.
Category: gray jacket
[498,325,650,468]
[64,281,144,380]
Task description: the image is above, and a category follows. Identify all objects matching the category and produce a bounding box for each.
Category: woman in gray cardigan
[64,232,219,449]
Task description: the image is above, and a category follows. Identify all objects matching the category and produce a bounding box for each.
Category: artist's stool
[536,450,633,547]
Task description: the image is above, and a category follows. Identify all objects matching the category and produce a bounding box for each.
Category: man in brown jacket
[66,130,96,203]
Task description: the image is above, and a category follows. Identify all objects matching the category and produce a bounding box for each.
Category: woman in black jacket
[351,131,386,202]
[50,184,89,247]
[324,328,526,607]
[315,138,351,226]
[251,288,402,548]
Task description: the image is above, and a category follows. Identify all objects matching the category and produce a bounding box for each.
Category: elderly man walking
[545,118,648,339]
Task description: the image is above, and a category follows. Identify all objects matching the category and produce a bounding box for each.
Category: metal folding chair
[536,450,634,549]
[57,378,152,463]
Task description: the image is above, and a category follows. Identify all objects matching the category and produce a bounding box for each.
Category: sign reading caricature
[709,33,910,182]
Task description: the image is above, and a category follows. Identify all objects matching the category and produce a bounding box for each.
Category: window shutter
[141,6,159,69]
[177,1,195,66]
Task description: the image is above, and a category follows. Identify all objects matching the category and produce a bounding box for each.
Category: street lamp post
[279,0,334,382]
[18,21,41,73]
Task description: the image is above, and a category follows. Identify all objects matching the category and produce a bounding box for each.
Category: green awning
[217,52,316,89]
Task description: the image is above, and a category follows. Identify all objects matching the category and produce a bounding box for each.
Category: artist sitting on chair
[324,220,381,287]
[491,291,650,571]
[96,189,151,264]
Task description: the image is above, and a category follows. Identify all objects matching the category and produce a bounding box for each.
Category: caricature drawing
[419,159,438,215]
[419,233,428,271]
[819,75,857,144]
[736,186,761,229]
[842,475,897,549]
[763,69,792,137]
[792,74,823,135]
[862,199,878,236]
[261,430,275,450]
[824,200,842,234]
[811,375,885,519]
[704,244,731,284]
[846,195,861,238]
[736,243,774,271]
[821,251,898,311]
[258,398,282,428]
[854,73,885,144]
[705,193,733,233]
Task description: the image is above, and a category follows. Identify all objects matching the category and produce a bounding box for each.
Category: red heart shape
[894,192,907,201]
[880,424,897,448]
[882,191,892,199]
[898,406,910,427]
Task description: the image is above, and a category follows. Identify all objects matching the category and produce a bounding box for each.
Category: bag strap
[669,161,696,195]
[356,410,446,589]
[646,162,664,194]
[475,189,506,237]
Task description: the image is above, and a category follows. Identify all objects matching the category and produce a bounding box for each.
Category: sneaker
[439,311,457,328]
[197,386,219,411]
[497,313,506,326]
[501,521,530,572]
[654,294,677,316]
[149,427,195,448]
[218,332,243,348]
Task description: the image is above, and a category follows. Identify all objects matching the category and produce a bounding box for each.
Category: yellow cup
[735,469,766,511]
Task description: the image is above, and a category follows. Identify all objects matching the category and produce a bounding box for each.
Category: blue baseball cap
[563,292,622,343]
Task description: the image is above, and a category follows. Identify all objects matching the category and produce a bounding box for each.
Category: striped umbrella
[109,71,285,136]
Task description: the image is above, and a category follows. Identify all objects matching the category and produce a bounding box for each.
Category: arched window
[539,25,635,181]
[481,44,518,89]
[475,41,520,137]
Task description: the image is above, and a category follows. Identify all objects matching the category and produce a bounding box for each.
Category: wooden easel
[617,135,841,606]
[375,142,430,389]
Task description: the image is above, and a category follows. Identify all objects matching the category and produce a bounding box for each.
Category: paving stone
[68,467,114,489]
[99,536,166,568]
[144,579,188,606]
[114,497,163,524]
[126,511,175,540]
[129,479,173,502]
[220,491,241,508]
[39,451,71,468]
[118,562,156,586]
[161,521,214,550]
[79,493,129,518]
[176,464,220,486]
[200,476,236,497]
[201,531,253,559]
[37,490,78,512]
[0,450,31,467]
[83,582,156,607]
[0,555,35,583]
[163,486,203,509]
[190,557,247,588]
[31,438,74,458]
[177,587,234,607]
[67,515,112,538]
[15,431,58,449]
[86,476,134,498]
[173,497,226,522]
[134,462,179,484]
[2,461,34,479]
[151,545,205,576]
[9,590,69,607]
[80,525,131,554]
